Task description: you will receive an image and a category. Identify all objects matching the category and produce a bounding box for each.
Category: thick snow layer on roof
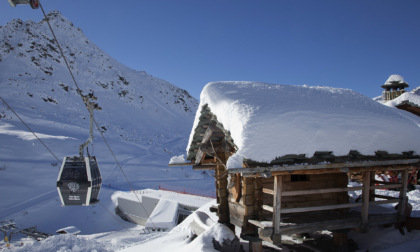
[188,82,420,168]
[384,74,406,85]
[385,92,420,108]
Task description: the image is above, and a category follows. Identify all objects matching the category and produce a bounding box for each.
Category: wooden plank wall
[228,172,349,236]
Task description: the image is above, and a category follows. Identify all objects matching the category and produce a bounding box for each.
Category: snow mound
[169,154,186,165]
[145,199,179,229]
[12,234,111,252]
[188,82,420,168]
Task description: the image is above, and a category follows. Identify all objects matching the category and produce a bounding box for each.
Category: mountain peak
[0,12,198,148]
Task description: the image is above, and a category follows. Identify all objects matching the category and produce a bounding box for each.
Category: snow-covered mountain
[0,11,215,236]
[1,11,197,146]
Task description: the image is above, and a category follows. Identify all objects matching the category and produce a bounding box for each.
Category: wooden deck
[249,210,399,238]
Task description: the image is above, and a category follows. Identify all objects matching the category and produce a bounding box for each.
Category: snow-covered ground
[3,187,420,252]
[2,11,420,252]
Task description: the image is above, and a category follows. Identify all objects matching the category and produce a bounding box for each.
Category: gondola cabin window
[60,163,88,181]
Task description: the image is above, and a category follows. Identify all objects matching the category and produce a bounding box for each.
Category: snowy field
[2,83,420,251]
[2,187,420,251]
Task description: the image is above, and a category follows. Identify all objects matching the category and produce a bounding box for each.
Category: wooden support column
[272,175,282,245]
[370,171,376,202]
[361,171,371,232]
[248,237,263,252]
[254,178,263,220]
[215,152,235,232]
[333,230,349,252]
[397,169,409,221]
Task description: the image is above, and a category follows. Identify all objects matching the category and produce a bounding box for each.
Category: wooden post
[215,152,235,232]
[249,238,263,252]
[216,159,228,223]
[370,171,376,202]
[254,178,263,220]
[397,169,409,221]
[361,171,370,232]
[333,230,349,252]
[272,175,282,245]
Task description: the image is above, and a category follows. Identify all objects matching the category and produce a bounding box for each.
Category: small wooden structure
[183,82,420,250]
[395,100,420,117]
[381,74,409,101]
[186,105,420,248]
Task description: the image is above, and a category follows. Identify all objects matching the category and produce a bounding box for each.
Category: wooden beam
[273,175,282,236]
[252,213,398,237]
[248,219,268,229]
[370,199,400,206]
[262,205,273,212]
[373,194,399,200]
[195,148,206,164]
[262,188,274,195]
[397,169,409,221]
[371,184,402,190]
[227,159,420,175]
[361,171,370,231]
[264,184,400,197]
[280,202,363,214]
[281,186,364,196]
[192,165,217,170]
[373,180,399,185]
[168,162,193,167]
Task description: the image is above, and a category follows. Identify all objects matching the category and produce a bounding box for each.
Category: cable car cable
[98,202,135,236]
[5,1,156,233]
[0,98,133,234]
[38,2,158,229]
[93,120,158,230]
[0,102,135,236]
[39,3,86,106]
[0,95,61,163]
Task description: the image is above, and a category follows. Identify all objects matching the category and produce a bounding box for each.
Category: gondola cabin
[57,156,102,206]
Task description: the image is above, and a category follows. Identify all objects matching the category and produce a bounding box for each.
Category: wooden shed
[184,82,420,247]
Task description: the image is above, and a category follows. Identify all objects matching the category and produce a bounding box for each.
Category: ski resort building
[116,189,212,231]
[381,74,409,102]
[184,82,420,248]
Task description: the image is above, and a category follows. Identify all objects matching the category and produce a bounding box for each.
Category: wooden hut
[184,82,420,248]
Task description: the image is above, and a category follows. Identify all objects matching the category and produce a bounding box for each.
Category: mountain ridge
[0,10,198,154]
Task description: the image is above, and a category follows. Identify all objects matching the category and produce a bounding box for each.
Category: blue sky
[2,0,420,99]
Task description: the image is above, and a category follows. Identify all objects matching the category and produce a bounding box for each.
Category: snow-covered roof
[187,81,420,168]
[384,74,406,85]
[56,226,81,235]
[382,74,409,89]
[385,92,420,108]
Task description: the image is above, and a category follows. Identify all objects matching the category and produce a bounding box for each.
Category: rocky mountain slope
[0,11,198,154]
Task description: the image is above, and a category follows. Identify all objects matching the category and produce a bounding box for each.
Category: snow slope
[0,10,214,240]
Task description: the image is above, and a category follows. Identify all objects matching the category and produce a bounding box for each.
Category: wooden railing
[255,169,410,241]
[262,182,402,214]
